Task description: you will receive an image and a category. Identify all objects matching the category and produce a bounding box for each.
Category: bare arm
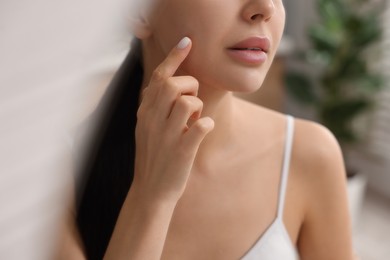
[296,121,355,260]
[103,186,177,259]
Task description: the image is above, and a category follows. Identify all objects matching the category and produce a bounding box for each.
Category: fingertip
[177,37,191,50]
[205,117,215,129]
[156,37,192,78]
[200,117,215,132]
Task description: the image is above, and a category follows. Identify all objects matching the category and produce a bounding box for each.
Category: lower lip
[226,49,267,65]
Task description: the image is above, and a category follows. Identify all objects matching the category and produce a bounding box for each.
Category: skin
[55,0,356,259]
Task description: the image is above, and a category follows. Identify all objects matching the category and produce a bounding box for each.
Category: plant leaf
[320,98,371,124]
[285,72,318,105]
[351,75,384,94]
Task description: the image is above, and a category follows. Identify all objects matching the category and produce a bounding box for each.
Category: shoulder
[292,117,345,175]
[292,117,347,188]
[291,117,347,205]
[291,118,354,259]
[234,98,346,176]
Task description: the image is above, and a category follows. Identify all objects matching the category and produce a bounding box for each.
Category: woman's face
[143,0,285,93]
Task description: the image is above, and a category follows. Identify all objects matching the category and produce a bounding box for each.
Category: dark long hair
[75,38,143,260]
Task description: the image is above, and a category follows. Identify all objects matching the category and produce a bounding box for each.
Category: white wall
[0,1,130,259]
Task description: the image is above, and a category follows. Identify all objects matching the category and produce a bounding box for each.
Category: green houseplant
[286,0,384,177]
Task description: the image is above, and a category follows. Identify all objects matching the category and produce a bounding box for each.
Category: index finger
[153,37,192,80]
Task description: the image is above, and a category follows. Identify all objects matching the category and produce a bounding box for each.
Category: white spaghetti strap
[277,115,295,218]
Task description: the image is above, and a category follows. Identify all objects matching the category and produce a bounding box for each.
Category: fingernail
[177,37,191,49]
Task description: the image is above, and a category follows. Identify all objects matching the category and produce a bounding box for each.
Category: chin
[235,82,265,94]
[183,56,270,93]
[229,71,268,93]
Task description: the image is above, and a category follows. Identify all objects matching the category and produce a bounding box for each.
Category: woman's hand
[133,37,214,204]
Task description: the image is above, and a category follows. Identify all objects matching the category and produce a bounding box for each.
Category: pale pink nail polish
[177,37,191,49]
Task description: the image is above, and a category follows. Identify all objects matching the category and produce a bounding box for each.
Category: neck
[191,87,237,170]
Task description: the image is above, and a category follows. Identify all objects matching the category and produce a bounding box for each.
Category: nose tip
[246,1,275,22]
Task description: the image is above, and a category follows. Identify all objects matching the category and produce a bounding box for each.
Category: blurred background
[1,0,389,259]
[0,0,131,259]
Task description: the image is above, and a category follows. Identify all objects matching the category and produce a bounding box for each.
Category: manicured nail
[177,37,191,49]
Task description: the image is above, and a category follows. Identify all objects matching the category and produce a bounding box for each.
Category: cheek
[149,1,216,54]
[150,0,237,60]
[274,4,286,39]
[179,32,229,88]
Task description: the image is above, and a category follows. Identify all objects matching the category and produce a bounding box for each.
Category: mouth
[227,37,270,65]
[229,47,266,52]
[228,36,271,53]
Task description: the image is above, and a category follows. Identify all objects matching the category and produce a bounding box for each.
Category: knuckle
[194,97,203,108]
[137,104,153,122]
[142,87,149,95]
[141,87,150,99]
[165,78,179,93]
[188,76,199,91]
[177,96,193,110]
[136,106,144,119]
[190,76,200,87]
[152,69,165,82]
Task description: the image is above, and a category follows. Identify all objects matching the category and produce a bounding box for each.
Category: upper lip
[228,36,271,53]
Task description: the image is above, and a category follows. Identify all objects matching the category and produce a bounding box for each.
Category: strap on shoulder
[277,115,295,218]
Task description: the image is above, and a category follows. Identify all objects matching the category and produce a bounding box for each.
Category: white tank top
[240,115,299,260]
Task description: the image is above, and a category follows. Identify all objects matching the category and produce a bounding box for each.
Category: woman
[58,0,356,259]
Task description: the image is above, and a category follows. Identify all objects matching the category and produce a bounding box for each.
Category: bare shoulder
[292,117,346,178]
[291,117,348,217]
[291,117,355,260]
[234,97,346,189]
